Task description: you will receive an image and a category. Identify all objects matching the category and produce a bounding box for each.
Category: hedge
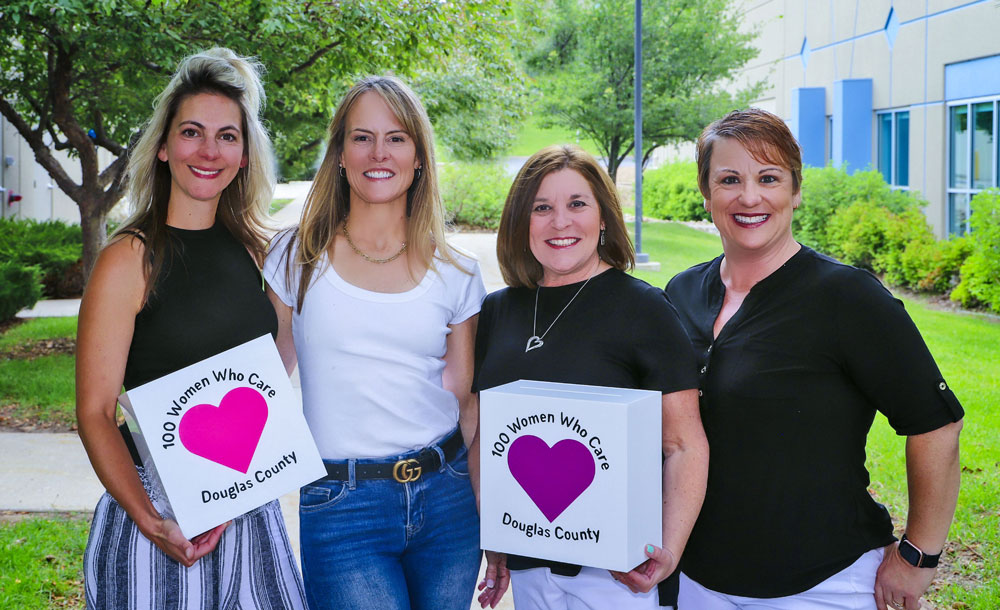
[0,218,83,298]
[642,161,708,221]
[0,261,42,322]
[440,161,512,230]
[952,189,1000,312]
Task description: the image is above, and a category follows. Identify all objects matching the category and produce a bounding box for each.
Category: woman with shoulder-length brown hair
[667,108,963,610]
[472,144,709,610]
[263,75,486,610]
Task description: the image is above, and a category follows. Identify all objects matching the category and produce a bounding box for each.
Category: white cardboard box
[119,335,325,538]
[480,380,662,572]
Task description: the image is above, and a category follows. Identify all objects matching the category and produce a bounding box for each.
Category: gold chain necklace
[342,222,407,264]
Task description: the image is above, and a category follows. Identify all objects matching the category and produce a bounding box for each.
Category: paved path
[4,183,512,609]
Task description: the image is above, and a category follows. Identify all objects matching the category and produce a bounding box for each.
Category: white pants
[511,565,666,610]
[678,547,884,610]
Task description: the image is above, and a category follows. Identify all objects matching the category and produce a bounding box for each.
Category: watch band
[898,534,941,568]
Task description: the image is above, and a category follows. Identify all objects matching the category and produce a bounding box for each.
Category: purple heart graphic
[507,435,596,522]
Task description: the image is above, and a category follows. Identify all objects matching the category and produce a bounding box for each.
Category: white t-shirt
[263,231,486,459]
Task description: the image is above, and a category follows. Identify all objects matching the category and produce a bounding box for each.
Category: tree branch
[0,97,81,201]
[97,153,129,209]
[285,39,343,79]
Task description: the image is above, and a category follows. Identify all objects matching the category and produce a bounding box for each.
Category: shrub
[898,236,973,293]
[0,219,83,298]
[0,262,43,322]
[642,161,708,221]
[797,166,916,252]
[824,199,966,295]
[439,162,512,230]
[952,189,1000,312]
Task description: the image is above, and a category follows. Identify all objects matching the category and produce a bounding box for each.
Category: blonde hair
[118,47,274,300]
[284,75,464,311]
[497,145,634,288]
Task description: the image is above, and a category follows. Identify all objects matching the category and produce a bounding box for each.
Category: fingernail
[646,544,655,554]
[185,547,194,559]
[486,578,495,588]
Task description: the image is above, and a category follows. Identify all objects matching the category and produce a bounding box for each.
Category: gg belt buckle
[392,458,422,483]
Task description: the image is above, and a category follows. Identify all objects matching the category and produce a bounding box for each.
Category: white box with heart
[119,334,325,538]
[479,380,662,572]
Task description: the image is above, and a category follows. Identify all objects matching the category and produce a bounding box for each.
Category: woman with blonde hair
[77,48,307,608]
[264,75,485,610]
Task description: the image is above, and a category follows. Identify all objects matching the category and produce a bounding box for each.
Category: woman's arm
[266,285,297,375]
[76,237,225,567]
[442,314,510,608]
[443,314,478,450]
[617,387,709,593]
[874,419,963,610]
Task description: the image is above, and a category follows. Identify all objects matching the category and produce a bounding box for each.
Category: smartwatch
[898,533,941,568]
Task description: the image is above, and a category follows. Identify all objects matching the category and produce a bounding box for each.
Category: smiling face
[340,91,420,211]
[528,169,605,286]
[705,137,800,259]
[157,92,246,212]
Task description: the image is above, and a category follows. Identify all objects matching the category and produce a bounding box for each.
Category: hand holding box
[120,335,325,538]
[480,380,662,572]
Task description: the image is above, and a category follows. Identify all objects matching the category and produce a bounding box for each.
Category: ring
[891,601,904,609]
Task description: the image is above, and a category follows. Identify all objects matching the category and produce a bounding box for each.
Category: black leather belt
[322,430,464,483]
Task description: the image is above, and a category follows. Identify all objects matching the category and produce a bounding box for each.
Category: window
[877,110,909,187]
[948,99,998,235]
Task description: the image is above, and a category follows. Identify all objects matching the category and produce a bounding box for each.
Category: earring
[414,167,422,180]
[339,166,346,178]
[599,227,606,246]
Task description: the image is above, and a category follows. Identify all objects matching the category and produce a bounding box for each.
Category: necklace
[525,275,595,353]
[342,222,407,264]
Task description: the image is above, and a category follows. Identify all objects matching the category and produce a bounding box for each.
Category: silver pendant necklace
[525,275,595,353]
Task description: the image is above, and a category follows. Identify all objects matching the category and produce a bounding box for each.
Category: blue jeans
[299,437,481,610]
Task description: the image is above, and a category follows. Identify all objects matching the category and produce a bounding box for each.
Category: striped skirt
[83,468,307,609]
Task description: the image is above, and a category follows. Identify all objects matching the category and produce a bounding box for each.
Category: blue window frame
[948,99,998,235]
[877,110,909,187]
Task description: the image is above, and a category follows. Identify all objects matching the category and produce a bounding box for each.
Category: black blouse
[666,245,963,598]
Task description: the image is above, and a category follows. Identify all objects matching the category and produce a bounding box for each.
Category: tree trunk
[607,158,619,184]
[79,199,108,283]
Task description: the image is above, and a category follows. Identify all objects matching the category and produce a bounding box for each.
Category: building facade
[0,116,94,224]
[736,0,1000,237]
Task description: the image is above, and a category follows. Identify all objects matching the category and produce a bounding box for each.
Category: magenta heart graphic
[507,435,596,522]
[179,386,268,473]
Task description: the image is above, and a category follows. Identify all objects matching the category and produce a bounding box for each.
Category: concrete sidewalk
[3,183,512,609]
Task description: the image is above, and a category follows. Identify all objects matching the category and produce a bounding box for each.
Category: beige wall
[0,116,115,225]
[729,0,1000,238]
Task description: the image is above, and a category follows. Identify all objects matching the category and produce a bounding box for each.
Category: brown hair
[696,108,803,197]
[497,145,634,288]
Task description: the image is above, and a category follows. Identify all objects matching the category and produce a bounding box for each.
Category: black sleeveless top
[123,223,278,390]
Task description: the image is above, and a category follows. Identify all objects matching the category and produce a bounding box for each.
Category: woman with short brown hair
[669,108,963,610]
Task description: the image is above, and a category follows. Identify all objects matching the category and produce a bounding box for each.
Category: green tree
[0,0,529,279]
[529,0,762,181]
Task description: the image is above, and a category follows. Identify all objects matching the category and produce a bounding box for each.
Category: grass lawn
[0,318,76,352]
[505,114,602,157]
[269,198,293,216]
[0,513,90,609]
[0,317,77,429]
